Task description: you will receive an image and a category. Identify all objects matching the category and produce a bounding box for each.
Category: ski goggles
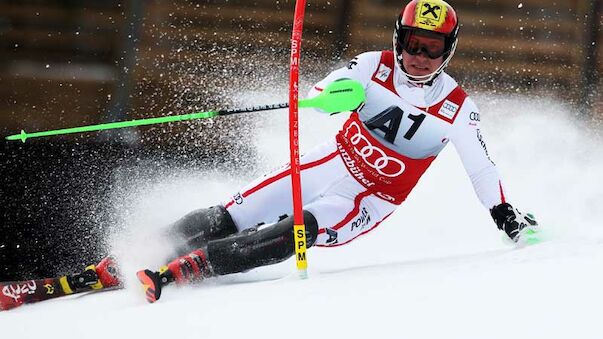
[401,31,446,59]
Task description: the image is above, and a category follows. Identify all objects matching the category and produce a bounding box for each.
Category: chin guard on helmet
[393,0,459,85]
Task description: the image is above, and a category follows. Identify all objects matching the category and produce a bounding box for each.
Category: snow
[2,92,602,339]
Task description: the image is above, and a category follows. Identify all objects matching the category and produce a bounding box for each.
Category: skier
[100,0,538,303]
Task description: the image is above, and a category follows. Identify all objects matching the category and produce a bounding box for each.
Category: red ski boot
[137,249,211,304]
[90,256,121,289]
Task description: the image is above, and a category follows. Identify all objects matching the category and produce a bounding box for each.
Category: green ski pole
[5,79,365,143]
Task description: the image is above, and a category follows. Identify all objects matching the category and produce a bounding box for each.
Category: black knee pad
[304,210,319,246]
[168,205,238,254]
[283,210,319,247]
[207,210,319,275]
[258,210,319,248]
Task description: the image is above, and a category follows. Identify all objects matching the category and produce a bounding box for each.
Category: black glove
[490,203,538,242]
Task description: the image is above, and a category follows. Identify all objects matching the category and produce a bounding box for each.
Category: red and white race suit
[224,51,506,247]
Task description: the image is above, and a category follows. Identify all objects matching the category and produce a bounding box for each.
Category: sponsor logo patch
[376,191,396,202]
[344,121,406,178]
[350,207,371,232]
[416,0,447,30]
[233,193,243,205]
[325,228,338,245]
[375,64,392,82]
[476,129,495,165]
[337,142,376,187]
[438,100,459,119]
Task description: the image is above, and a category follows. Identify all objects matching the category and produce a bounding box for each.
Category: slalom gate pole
[289,0,308,279]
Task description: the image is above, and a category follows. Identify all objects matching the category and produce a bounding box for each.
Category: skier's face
[401,34,445,77]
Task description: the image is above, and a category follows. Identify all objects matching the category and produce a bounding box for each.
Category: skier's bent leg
[155,210,318,286]
[165,205,239,256]
[138,210,319,303]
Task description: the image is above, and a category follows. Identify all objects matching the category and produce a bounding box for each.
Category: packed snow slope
[2,92,602,339]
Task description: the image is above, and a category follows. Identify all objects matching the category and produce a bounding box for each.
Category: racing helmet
[393,0,459,84]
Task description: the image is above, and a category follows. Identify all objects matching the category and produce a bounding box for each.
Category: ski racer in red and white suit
[134,0,538,302]
[226,50,505,247]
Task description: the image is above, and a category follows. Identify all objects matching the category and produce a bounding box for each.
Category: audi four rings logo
[345,121,406,177]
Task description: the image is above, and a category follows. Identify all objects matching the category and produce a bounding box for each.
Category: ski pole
[5,79,365,143]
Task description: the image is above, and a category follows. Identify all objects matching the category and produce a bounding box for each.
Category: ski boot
[136,249,211,304]
[66,256,121,293]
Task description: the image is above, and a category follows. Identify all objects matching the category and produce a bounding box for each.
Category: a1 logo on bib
[438,100,459,120]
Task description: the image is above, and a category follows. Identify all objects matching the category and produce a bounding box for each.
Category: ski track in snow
[2,92,602,339]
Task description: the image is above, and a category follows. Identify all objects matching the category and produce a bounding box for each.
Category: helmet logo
[421,3,440,19]
[415,0,447,31]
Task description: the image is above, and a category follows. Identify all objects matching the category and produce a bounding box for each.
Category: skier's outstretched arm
[450,99,538,242]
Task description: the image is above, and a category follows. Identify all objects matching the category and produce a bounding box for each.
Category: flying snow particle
[518,3,523,8]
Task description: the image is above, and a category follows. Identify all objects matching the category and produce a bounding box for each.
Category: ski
[1,277,85,311]
[0,257,121,311]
